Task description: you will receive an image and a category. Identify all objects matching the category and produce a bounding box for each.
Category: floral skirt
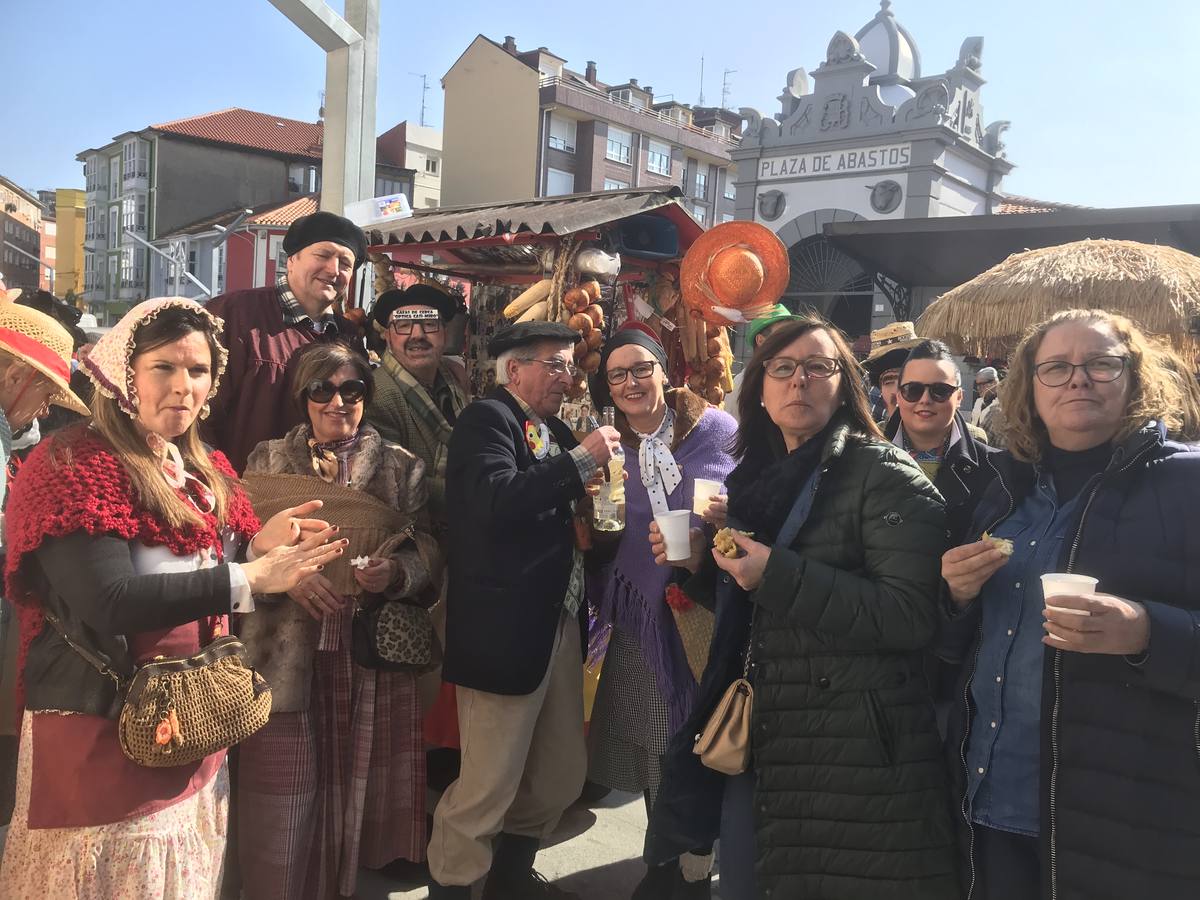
[0,712,228,900]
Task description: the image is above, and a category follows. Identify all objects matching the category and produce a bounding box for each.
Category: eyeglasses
[305,379,366,404]
[1034,355,1128,388]
[606,360,660,385]
[522,357,579,379]
[389,318,442,335]
[898,381,960,403]
[763,356,840,380]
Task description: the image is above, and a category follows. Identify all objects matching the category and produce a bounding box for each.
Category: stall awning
[367,185,698,247]
[824,204,1200,288]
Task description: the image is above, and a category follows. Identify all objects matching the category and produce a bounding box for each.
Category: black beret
[487,321,580,357]
[371,284,460,329]
[282,211,367,268]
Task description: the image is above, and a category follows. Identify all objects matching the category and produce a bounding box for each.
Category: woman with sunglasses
[885,340,1000,738]
[585,327,737,899]
[938,309,1200,899]
[645,316,958,900]
[237,342,442,900]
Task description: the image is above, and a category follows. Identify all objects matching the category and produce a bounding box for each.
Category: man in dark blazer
[428,322,622,900]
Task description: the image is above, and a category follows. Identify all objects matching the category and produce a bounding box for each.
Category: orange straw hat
[680,221,790,325]
[0,298,89,415]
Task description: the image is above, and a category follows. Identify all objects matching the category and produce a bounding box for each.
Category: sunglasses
[898,381,959,403]
[305,379,366,404]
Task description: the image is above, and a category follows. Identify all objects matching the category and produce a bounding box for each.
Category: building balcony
[538,77,739,159]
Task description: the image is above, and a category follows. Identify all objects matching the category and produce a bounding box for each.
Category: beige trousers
[428,611,586,887]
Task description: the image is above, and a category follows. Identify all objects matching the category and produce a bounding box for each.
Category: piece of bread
[981,531,1014,557]
[714,527,754,559]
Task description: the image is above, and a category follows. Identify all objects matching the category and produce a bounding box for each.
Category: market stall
[362,186,759,419]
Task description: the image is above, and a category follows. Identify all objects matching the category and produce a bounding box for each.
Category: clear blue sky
[4,0,1194,209]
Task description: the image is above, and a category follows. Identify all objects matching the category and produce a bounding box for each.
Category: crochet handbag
[46,615,271,768]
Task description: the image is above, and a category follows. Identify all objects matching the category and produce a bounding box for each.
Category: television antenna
[410,72,430,127]
[722,69,736,110]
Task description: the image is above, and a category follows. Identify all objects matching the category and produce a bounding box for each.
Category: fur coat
[240,423,441,711]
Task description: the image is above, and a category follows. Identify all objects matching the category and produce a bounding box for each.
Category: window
[288,163,317,194]
[694,169,708,199]
[646,140,671,176]
[724,172,737,200]
[187,249,197,276]
[548,115,576,154]
[375,177,405,196]
[546,168,575,196]
[215,245,225,294]
[84,253,94,289]
[721,213,735,223]
[603,179,629,191]
[693,204,707,226]
[85,205,96,240]
[425,157,440,175]
[122,195,146,234]
[606,127,632,165]
[109,208,118,240]
[705,122,731,139]
[122,140,148,180]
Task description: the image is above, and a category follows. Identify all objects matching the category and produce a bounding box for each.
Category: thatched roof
[917,239,1200,358]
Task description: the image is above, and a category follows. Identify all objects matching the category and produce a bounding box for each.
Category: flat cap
[283,211,367,268]
[487,321,580,357]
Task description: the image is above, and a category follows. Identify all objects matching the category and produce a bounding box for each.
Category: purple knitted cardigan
[590,389,737,735]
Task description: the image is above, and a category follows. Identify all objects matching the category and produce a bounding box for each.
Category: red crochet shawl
[5,425,260,701]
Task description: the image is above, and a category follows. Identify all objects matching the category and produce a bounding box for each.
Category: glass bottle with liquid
[592,406,626,533]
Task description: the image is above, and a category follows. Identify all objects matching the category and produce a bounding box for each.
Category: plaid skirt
[237,611,425,900]
[587,627,672,804]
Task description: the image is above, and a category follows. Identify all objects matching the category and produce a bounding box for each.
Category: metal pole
[124,231,212,297]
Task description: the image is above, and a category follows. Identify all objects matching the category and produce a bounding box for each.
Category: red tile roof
[151,108,324,160]
[247,195,319,227]
[995,194,1086,215]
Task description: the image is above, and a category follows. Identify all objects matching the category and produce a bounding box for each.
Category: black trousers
[977,825,1042,900]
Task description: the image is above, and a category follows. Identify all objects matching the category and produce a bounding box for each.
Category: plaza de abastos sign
[756,143,912,181]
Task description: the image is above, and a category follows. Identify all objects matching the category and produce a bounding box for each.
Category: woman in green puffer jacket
[646,317,960,900]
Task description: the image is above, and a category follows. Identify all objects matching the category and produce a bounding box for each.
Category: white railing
[539,77,740,147]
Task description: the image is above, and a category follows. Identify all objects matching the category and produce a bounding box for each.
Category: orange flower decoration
[155,720,173,746]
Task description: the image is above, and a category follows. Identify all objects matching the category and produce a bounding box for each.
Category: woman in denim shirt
[939,309,1200,900]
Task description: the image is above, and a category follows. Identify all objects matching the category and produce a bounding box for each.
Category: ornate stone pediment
[826,31,864,66]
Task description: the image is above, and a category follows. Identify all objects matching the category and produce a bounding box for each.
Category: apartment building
[442,35,739,223]
[377,122,443,209]
[53,188,86,298]
[0,175,44,293]
[77,107,416,313]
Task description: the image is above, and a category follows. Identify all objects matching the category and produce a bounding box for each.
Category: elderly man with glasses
[428,321,622,899]
[367,284,468,526]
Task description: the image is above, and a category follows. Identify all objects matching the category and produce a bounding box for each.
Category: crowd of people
[0,208,1196,900]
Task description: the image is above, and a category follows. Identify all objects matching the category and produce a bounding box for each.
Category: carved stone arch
[772,208,876,337]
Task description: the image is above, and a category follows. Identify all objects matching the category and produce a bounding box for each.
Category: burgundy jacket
[204,285,356,473]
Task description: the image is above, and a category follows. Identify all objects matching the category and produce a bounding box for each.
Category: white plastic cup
[655,510,693,562]
[692,478,725,516]
[1040,573,1099,606]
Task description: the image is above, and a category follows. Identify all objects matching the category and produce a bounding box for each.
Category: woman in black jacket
[939,309,1200,900]
[646,317,959,900]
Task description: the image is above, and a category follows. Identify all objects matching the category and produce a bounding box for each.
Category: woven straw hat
[0,299,89,415]
[864,321,921,363]
[680,221,790,325]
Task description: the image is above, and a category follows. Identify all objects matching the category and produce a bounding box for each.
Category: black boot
[481,833,581,900]
[631,861,677,899]
[427,881,471,900]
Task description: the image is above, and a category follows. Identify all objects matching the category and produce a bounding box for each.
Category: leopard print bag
[352,598,440,672]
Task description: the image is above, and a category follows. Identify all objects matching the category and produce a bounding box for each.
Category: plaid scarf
[276,271,339,335]
[379,352,465,487]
